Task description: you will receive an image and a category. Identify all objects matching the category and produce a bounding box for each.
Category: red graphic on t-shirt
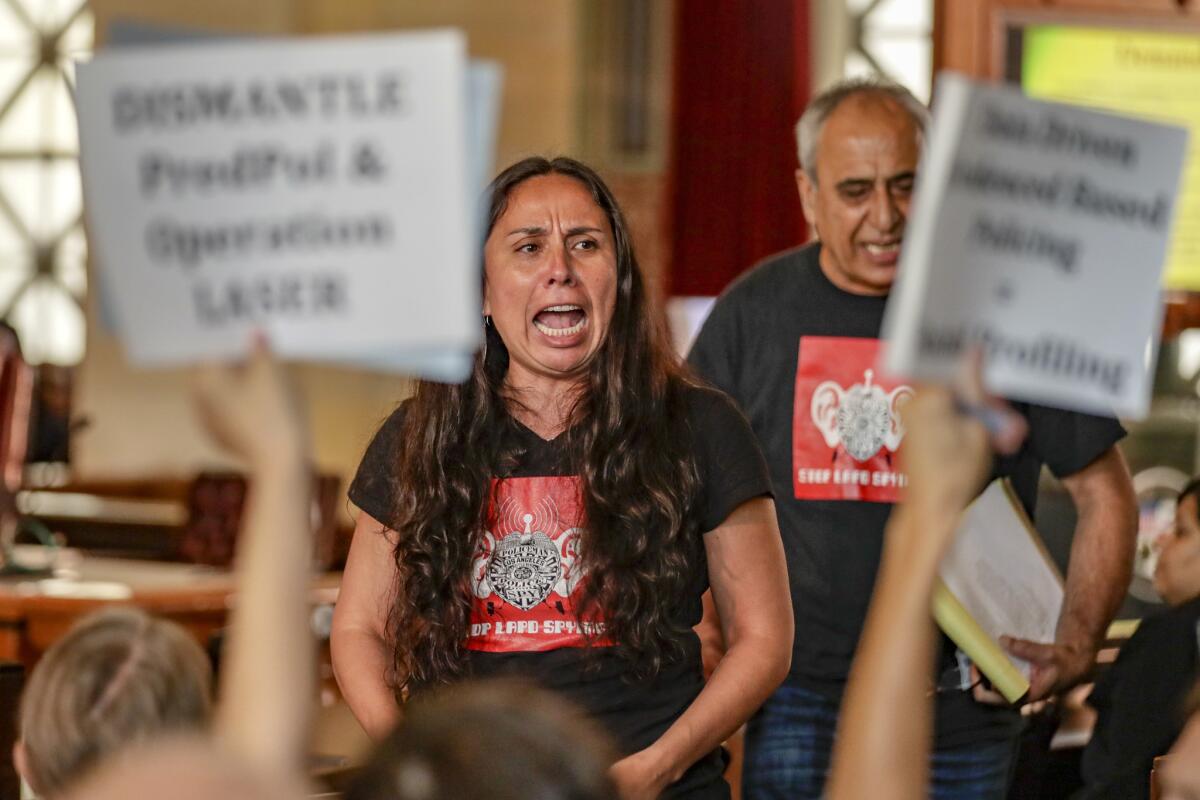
[467,476,610,652]
[793,337,914,502]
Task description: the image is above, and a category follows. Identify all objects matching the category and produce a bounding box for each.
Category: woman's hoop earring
[482,315,491,362]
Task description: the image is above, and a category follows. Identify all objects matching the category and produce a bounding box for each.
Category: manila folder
[934,479,1064,704]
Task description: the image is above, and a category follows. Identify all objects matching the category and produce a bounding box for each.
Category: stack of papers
[935,479,1064,703]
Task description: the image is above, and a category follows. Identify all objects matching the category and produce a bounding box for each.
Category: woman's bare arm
[330,512,403,739]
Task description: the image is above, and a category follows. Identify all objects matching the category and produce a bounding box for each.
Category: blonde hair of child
[18,606,213,797]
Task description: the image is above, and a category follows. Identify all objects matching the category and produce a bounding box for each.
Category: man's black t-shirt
[349,385,773,798]
[687,243,1126,747]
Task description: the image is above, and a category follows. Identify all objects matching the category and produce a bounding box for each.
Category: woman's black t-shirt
[349,385,773,798]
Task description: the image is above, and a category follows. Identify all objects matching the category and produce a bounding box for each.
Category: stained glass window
[0,0,92,365]
[844,0,932,103]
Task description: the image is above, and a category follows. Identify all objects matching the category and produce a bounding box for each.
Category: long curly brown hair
[383,157,703,696]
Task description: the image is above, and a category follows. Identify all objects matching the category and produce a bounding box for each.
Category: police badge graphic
[472,495,583,611]
[811,368,913,462]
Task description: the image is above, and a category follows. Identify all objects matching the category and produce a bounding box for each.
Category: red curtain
[666,0,810,297]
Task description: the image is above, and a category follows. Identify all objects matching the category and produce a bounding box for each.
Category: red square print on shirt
[467,475,610,652]
[793,336,914,502]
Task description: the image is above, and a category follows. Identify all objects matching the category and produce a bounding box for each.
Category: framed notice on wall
[1018,25,1200,291]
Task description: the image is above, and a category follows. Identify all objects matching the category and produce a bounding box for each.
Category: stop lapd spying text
[796,468,908,488]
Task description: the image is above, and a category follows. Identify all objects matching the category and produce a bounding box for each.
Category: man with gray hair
[688,77,1136,798]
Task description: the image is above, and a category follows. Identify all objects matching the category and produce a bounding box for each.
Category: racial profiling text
[919,326,1127,398]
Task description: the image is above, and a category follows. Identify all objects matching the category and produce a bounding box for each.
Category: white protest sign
[466,60,503,217]
[347,57,501,380]
[883,72,1188,419]
[75,30,480,378]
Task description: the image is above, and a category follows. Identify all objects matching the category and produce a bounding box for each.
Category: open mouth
[862,241,901,256]
[533,304,587,338]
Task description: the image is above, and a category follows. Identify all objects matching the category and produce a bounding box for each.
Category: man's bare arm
[1004,446,1136,700]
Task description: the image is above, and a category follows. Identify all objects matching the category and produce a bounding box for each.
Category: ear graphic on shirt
[810,370,915,462]
[555,528,584,597]
[884,385,916,451]
[811,380,844,449]
[471,531,497,599]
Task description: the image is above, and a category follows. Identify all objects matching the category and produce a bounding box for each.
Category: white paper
[883,72,1189,419]
[939,480,1064,678]
[75,31,482,378]
[357,58,502,382]
[467,59,503,216]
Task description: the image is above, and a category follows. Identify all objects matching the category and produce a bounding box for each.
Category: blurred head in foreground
[60,738,307,800]
[16,607,212,798]
[347,679,619,800]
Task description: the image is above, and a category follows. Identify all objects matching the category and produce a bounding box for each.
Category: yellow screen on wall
[1023,26,1200,290]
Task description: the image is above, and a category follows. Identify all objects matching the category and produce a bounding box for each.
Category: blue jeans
[743,685,1016,800]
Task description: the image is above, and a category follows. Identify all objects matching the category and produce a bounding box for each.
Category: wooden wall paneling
[935,0,994,76]
[934,0,1042,78]
[937,0,1200,80]
[574,1,675,300]
[575,0,674,174]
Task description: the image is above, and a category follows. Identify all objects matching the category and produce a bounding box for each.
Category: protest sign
[76,30,482,380]
[882,72,1188,418]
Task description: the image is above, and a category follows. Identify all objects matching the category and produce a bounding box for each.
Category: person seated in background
[825,360,1028,800]
[14,607,212,798]
[346,678,618,800]
[1077,478,1200,799]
